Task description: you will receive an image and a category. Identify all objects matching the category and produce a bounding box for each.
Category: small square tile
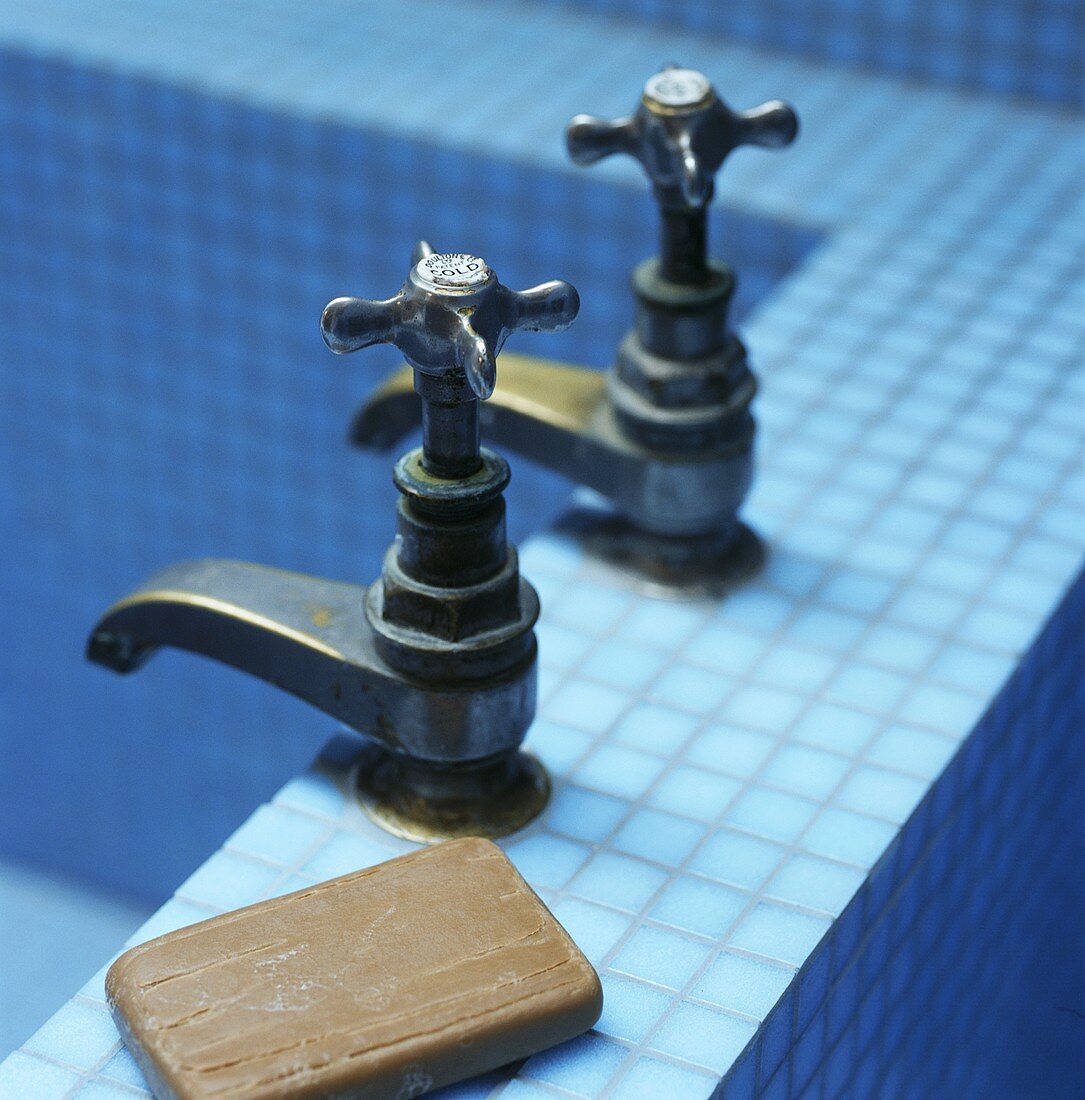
[596,975,671,1043]
[100,1046,149,1089]
[837,766,927,825]
[651,875,750,938]
[825,663,911,715]
[571,852,669,913]
[546,680,631,734]
[650,1001,758,1074]
[177,850,282,910]
[521,1032,626,1095]
[549,582,632,634]
[761,745,852,801]
[857,622,940,673]
[802,809,898,868]
[914,552,991,598]
[24,998,119,1069]
[0,1054,82,1096]
[581,638,667,691]
[939,516,1014,561]
[527,720,592,776]
[129,899,212,944]
[928,644,1013,695]
[765,854,866,916]
[957,605,1038,654]
[612,705,700,757]
[611,1056,716,1100]
[624,601,706,648]
[536,619,594,672]
[726,787,820,845]
[714,588,795,634]
[731,903,832,967]
[550,898,632,966]
[818,570,896,615]
[651,664,734,715]
[866,724,958,780]
[612,808,705,866]
[273,772,345,820]
[685,624,769,676]
[722,686,807,734]
[686,724,777,778]
[648,766,743,822]
[755,645,838,692]
[887,586,969,633]
[505,833,591,891]
[693,951,796,1019]
[611,925,712,990]
[786,607,867,653]
[897,683,986,736]
[302,830,398,881]
[547,785,627,844]
[573,744,665,801]
[791,703,881,756]
[226,804,329,866]
[688,828,785,891]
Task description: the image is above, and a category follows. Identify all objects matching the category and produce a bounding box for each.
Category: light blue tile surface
[2,0,1084,1097]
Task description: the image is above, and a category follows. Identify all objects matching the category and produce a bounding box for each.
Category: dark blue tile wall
[538,0,1085,109]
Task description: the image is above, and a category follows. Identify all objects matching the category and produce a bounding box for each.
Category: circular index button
[415,253,490,292]
[644,68,712,109]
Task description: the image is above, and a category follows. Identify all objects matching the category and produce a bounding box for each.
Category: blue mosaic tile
[521,1032,627,1095]
[693,951,796,1019]
[688,829,786,892]
[610,1056,715,1100]
[765,855,866,917]
[595,974,671,1043]
[731,903,832,967]
[611,924,712,990]
[22,999,117,1072]
[647,766,744,822]
[650,876,751,939]
[649,1001,758,1075]
[611,808,704,867]
[571,852,669,914]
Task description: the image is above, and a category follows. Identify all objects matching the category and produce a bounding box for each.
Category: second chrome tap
[354,66,798,596]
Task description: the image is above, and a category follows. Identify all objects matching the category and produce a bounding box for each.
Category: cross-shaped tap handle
[566,65,798,211]
[321,242,579,401]
[322,243,579,478]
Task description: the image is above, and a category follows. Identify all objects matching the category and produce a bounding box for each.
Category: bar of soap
[107,837,602,1100]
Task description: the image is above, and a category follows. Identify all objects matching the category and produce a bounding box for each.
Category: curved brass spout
[352,353,752,538]
[88,559,534,764]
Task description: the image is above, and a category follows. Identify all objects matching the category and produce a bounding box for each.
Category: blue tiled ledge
[6,565,1083,1098]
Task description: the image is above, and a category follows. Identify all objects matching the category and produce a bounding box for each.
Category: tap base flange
[354,746,550,843]
[559,510,765,601]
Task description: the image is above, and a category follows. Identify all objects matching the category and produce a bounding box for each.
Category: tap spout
[87,559,535,764]
[351,353,753,538]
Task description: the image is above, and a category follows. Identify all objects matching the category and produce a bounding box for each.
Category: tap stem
[659,206,709,285]
[417,373,482,480]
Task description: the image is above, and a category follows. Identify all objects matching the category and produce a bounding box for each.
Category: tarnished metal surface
[354,354,754,537]
[322,240,578,406]
[567,64,797,283]
[352,73,797,596]
[85,245,580,841]
[353,745,550,842]
[88,559,537,765]
[346,71,798,599]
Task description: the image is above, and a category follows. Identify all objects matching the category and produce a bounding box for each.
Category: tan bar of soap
[107,837,602,1100]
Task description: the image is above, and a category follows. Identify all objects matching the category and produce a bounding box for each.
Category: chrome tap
[353,67,798,595]
[88,242,579,842]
